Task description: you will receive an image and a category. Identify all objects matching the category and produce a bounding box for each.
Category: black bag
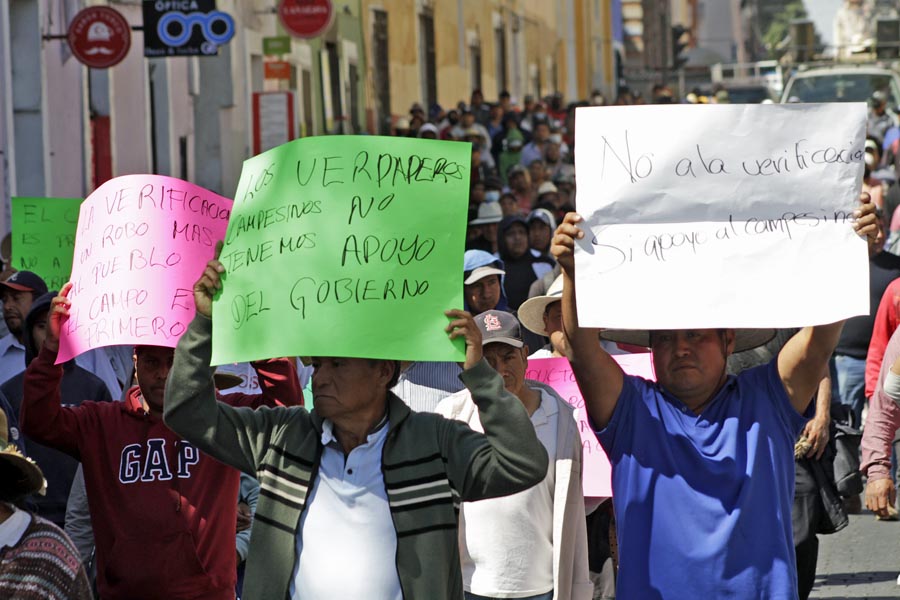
[831,403,863,498]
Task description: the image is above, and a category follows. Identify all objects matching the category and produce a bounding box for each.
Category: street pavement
[810,495,899,599]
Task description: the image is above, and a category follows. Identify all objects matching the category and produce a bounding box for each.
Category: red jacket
[21,345,301,600]
[866,277,900,399]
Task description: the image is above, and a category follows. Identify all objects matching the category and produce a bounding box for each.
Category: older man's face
[311,358,392,420]
[650,329,734,408]
[483,342,528,396]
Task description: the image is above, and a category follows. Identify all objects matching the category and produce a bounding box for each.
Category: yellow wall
[361,0,614,129]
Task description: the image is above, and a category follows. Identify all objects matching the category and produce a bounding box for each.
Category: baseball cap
[475,310,524,348]
[418,123,439,137]
[0,271,48,295]
[528,207,557,230]
[464,266,505,285]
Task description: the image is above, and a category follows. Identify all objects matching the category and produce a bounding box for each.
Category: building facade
[0,0,617,240]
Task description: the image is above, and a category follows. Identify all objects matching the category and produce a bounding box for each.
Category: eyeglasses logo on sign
[143,0,235,57]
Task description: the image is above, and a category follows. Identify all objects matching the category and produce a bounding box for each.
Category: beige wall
[361,0,606,128]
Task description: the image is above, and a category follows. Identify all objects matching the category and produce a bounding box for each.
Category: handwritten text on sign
[11,197,82,291]
[57,175,232,363]
[211,136,470,365]
[527,354,655,498]
[573,103,869,329]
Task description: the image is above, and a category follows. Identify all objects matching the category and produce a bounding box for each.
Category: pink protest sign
[57,175,232,363]
[526,353,655,498]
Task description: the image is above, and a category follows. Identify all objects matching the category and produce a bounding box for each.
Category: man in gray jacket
[164,249,549,600]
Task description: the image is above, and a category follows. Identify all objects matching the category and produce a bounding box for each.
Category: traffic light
[672,25,690,70]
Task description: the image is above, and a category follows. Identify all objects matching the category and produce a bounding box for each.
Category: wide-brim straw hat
[0,408,46,497]
[518,275,563,337]
[600,328,776,353]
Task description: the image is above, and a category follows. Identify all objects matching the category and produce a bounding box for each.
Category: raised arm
[551,213,624,429]
[778,193,879,414]
[163,245,291,474]
[440,310,549,501]
[20,284,84,458]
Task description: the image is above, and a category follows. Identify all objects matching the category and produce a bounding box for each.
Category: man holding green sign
[164,246,550,600]
[164,135,549,599]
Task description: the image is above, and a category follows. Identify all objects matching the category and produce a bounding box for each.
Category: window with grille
[373,9,391,135]
[495,23,508,92]
[470,43,482,95]
[419,11,437,109]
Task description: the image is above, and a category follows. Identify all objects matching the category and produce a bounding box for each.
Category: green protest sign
[211,135,470,364]
[11,197,82,291]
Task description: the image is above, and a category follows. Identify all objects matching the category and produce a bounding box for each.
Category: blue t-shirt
[596,360,807,600]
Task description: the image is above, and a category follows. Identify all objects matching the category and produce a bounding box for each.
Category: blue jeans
[465,593,553,600]
[833,354,866,426]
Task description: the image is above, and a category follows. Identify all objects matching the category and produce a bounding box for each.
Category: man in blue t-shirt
[549,194,879,600]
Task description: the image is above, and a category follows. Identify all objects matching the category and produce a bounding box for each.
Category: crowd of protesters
[0,82,896,600]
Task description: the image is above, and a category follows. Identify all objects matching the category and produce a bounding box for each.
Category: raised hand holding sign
[57,175,232,363]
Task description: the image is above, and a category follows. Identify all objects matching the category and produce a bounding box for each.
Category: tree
[760,0,815,59]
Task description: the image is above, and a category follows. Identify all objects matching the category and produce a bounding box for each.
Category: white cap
[464,266,505,285]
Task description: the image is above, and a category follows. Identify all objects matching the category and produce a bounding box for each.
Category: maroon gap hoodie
[21,344,301,600]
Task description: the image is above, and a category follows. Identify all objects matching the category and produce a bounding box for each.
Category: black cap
[0,271,48,295]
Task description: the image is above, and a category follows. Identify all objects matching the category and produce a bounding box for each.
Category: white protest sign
[573,103,869,329]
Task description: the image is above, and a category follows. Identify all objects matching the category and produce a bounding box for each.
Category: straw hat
[0,408,46,498]
[600,328,776,353]
[518,275,563,336]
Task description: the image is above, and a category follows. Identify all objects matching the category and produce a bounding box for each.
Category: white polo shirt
[290,418,402,600]
[459,389,559,597]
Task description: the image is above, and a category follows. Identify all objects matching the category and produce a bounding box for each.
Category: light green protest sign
[11,197,82,291]
[211,135,470,364]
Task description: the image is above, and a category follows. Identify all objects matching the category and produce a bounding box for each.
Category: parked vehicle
[779,65,900,105]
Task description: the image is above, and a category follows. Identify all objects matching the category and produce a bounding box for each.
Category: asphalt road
[810,496,900,599]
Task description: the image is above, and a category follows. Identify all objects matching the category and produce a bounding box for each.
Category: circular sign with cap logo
[277,0,333,39]
[67,6,131,69]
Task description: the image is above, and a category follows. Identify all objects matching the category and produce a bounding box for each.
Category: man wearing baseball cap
[437,310,592,600]
[0,271,47,386]
[463,249,510,314]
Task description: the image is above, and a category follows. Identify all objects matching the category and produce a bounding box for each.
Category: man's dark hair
[368,359,401,390]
